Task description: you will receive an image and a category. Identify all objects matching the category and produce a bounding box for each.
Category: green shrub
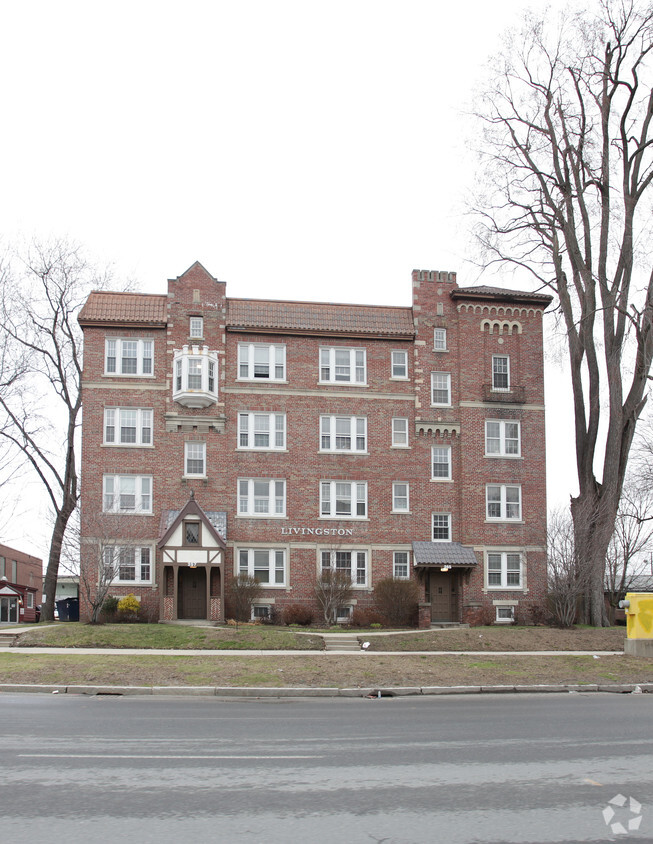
[282,603,314,626]
[101,595,119,619]
[373,578,419,627]
[117,594,141,622]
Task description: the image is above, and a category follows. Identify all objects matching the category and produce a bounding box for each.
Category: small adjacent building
[0,543,42,624]
[78,263,551,626]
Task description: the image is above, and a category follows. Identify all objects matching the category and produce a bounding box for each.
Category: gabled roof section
[170,261,218,283]
[412,542,478,568]
[451,286,553,307]
[78,291,168,328]
[227,298,415,339]
[158,493,227,549]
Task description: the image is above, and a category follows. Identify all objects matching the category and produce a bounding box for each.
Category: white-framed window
[496,605,516,622]
[238,343,286,381]
[189,316,204,338]
[391,350,408,379]
[431,372,451,406]
[492,355,510,391]
[238,413,286,450]
[105,338,153,376]
[487,552,522,589]
[434,328,447,351]
[103,545,153,584]
[320,481,367,518]
[238,548,286,586]
[104,408,153,446]
[321,549,367,586]
[486,485,522,521]
[27,592,34,609]
[432,513,452,541]
[485,420,521,457]
[392,482,409,512]
[252,604,271,620]
[238,479,286,517]
[393,551,410,579]
[184,442,206,477]
[320,416,367,453]
[392,417,409,447]
[320,347,366,384]
[103,475,152,514]
[431,446,452,480]
[336,605,353,622]
[173,347,218,407]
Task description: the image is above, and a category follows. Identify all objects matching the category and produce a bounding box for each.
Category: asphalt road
[1,692,652,843]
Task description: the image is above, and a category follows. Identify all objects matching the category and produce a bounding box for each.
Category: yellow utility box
[621,593,653,656]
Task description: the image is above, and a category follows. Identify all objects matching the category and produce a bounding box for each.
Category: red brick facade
[78,262,551,626]
[0,543,42,623]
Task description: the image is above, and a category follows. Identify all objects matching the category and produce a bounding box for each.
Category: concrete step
[323,637,362,652]
[430,622,470,629]
[0,632,19,647]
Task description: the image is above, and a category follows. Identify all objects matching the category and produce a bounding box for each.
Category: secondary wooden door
[178,567,206,619]
[430,571,453,622]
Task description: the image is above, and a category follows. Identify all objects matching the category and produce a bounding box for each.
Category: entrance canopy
[412,542,478,570]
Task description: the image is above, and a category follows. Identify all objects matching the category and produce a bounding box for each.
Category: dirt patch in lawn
[366,625,626,651]
[1,652,651,690]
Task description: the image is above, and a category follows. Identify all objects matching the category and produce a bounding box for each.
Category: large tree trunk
[570,490,617,627]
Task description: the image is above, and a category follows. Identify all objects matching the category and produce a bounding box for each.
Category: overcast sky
[1,0,577,559]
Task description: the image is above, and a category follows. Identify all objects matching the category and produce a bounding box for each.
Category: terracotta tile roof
[452,286,553,306]
[227,298,415,338]
[78,291,168,327]
[412,542,479,567]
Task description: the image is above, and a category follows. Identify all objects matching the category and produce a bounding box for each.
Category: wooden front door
[178,566,206,619]
[430,571,454,622]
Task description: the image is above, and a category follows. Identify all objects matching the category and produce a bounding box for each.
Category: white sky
[0,0,577,559]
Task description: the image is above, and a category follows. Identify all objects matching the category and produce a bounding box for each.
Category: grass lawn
[13,623,323,650]
[1,652,652,689]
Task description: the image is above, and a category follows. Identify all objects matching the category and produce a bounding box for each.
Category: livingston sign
[280,526,354,536]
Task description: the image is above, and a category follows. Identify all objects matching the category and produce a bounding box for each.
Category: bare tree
[0,240,112,621]
[314,570,354,625]
[61,510,124,624]
[473,2,653,624]
[547,507,582,628]
[605,482,653,620]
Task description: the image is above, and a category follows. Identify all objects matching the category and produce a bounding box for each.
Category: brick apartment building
[78,262,551,626]
[0,543,42,623]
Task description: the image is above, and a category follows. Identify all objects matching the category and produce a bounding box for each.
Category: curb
[1,682,651,698]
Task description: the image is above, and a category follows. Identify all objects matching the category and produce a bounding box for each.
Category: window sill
[318,450,369,456]
[102,443,155,449]
[236,378,288,385]
[104,373,155,378]
[235,514,288,520]
[318,516,370,521]
[390,376,409,381]
[391,510,411,515]
[430,403,452,409]
[430,477,453,483]
[485,519,524,525]
[484,454,523,460]
[318,381,368,388]
[433,348,449,353]
[391,444,411,449]
[237,447,288,453]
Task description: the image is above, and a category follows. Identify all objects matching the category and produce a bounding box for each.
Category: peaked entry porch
[158,493,227,623]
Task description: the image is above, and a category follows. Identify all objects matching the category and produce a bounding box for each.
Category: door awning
[412,542,478,568]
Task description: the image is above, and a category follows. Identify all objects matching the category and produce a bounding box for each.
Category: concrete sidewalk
[0,646,625,656]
